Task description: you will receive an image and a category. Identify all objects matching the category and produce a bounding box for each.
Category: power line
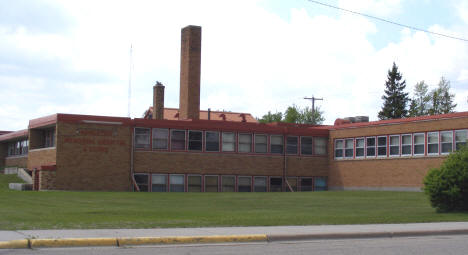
[306,0,468,43]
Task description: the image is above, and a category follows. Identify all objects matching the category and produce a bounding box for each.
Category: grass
[0,174,467,230]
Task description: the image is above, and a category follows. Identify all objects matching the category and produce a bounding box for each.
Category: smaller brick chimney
[153,81,165,120]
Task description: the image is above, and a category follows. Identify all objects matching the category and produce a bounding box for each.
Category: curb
[1,230,468,249]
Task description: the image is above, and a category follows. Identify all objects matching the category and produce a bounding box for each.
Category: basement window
[401,134,412,156]
[366,137,376,157]
[253,177,267,192]
[301,137,313,155]
[238,176,252,192]
[270,135,284,154]
[169,174,185,192]
[255,134,267,153]
[134,173,148,192]
[377,136,387,157]
[171,130,186,151]
[413,133,425,155]
[355,138,365,158]
[455,130,467,150]
[222,132,235,152]
[205,131,220,152]
[188,130,203,151]
[300,178,313,192]
[286,177,297,192]
[238,133,252,153]
[427,132,439,155]
[314,177,327,191]
[135,128,150,149]
[440,131,453,154]
[151,174,167,192]
[188,175,202,192]
[389,135,400,156]
[270,177,282,192]
[204,175,219,192]
[152,128,168,150]
[286,136,298,155]
[314,137,327,155]
[222,176,235,192]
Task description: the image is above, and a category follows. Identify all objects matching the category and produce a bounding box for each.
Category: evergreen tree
[408,81,430,117]
[378,62,409,120]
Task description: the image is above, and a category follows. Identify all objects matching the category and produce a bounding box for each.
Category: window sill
[29,147,56,152]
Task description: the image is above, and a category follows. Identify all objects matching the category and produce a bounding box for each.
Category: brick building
[1,25,467,192]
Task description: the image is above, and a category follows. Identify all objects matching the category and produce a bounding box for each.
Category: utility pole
[304,96,323,123]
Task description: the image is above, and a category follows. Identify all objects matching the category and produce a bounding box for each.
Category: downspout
[130,123,139,191]
[283,126,293,192]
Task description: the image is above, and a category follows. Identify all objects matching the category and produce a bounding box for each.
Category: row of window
[7,139,28,156]
[133,173,327,192]
[335,129,467,159]
[135,128,328,156]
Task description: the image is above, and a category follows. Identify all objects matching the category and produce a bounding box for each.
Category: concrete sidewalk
[1,222,468,248]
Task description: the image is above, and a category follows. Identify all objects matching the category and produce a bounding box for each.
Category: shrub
[424,147,468,212]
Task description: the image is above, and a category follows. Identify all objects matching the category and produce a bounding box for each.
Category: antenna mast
[128,44,133,118]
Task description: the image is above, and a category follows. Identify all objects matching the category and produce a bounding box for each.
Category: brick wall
[55,121,132,191]
[27,148,56,170]
[328,116,468,190]
[5,156,28,168]
[39,170,56,190]
[0,143,6,170]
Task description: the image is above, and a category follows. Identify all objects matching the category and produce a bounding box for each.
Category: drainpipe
[130,123,139,191]
[283,127,293,192]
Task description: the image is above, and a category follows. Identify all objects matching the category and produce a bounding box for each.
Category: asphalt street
[2,235,468,255]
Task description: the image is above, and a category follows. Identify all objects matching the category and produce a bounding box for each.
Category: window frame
[427,131,440,155]
[269,176,283,192]
[133,173,149,192]
[254,134,268,154]
[401,134,412,157]
[300,177,313,192]
[152,128,169,150]
[238,133,252,153]
[455,129,467,151]
[204,175,219,192]
[440,130,453,154]
[366,136,376,158]
[237,176,252,192]
[314,137,328,156]
[170,129,186,151]
[253,176,268,192]
[151,174,168,192]
[221,132,236,152]
[344,138,354,159]
[169,174,185,192]
[334,139,344,159]
[413,133,425,156]
[205,131,220,152]
[187,174,202,192]
[270,135,284,154]
[355,137,365,158]
[188,130,203,151]
[377,136,387,157]
[221,175,236,192]
[389,135,400,157]
[134,127,151,149]
[300,136,313,156]
[286,136,299,155]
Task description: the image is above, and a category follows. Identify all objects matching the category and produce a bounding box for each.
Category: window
[188,130,203,151]
[134,173,148,192]
[345,139,354,158]
[455,130,467,150]
[44,129,55,148]
[152,128,168,150]
[286,136,298,155]
[7,139,28,156]
[238,133,252,153]
[377,136,387,157]
[413,133,425,155]
[188,175,202,192]
[255,134,267,153]
[334,139,344,159]
[222,132,235,152]
[170,174,185,192]
[205,131,220,152]
[366,137,376,157]
[389,135,400,156]
[270,177,282,192]
[238,176,252,192]
[171,130,186,150]
[253,177,267,192]
[440,131,453,154]
[301,137,313,155]
[314,137,327,155]
[300,178,313,192]
[270,135,283,154]
[151,174,167,192]
[427,132,439,155]
[135,128,150,149]
[401,134,412,156]
[286,177,297,192]
[314,177,327,191]
[204,175,219,192]
[222,176,235,192]
[355,138,364,158]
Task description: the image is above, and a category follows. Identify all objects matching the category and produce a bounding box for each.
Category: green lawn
[0,174,467,230]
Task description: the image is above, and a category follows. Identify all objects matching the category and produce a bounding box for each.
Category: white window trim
[151,174,168,192]
[413,133,425,156]
[254,133,268,154]
[365,136,376,158]
[238,133,252,153]
[354,137,365,159]
[440,130,453,155]
[455,129,468,151]
[377,136,387,158]
[400,133,412,157]
[344,138,354,159]
[270,135,284,154]
[152,128,169,150]
[134,127,151,149]
[221,131,236,152]
[427,131,440,156]
[204,175,219,192]
[334,139,344,159]
[169,174,185,192]
[389,135,400,157]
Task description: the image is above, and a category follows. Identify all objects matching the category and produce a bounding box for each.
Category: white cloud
[338,0,403,17]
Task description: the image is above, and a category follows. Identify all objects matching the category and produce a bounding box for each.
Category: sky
[1,0,467,131]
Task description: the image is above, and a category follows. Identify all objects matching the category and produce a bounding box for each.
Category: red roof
[144,107,257,123]
[0,129,28,142]
[331,111,468,130]
[0,131,12,136]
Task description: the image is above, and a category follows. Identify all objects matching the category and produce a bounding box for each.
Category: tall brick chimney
[179,25,201,120]
[153,81,165,120]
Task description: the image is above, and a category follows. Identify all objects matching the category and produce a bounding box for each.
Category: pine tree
[378,62,409,120]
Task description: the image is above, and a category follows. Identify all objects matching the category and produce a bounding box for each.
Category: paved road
[3,235,468,255]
